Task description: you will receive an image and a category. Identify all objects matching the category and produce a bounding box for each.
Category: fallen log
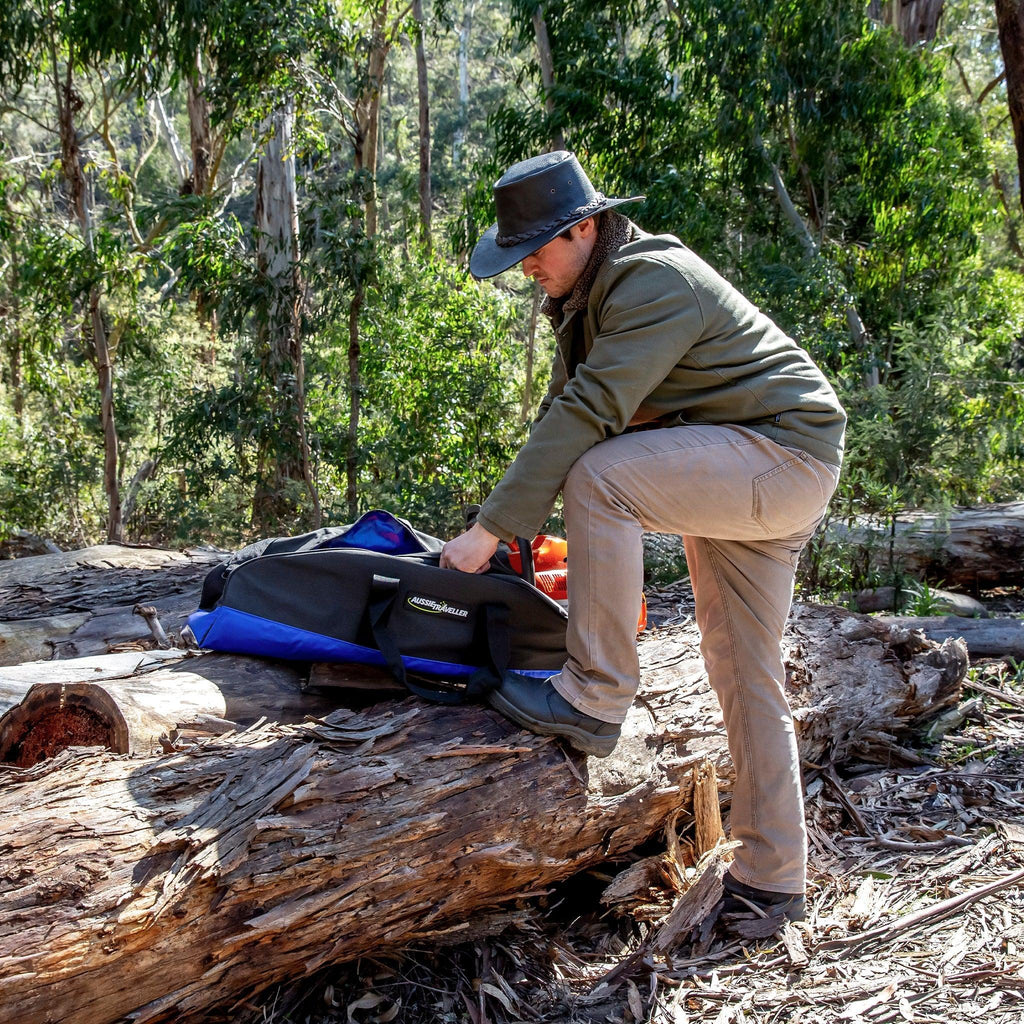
[0,651,344,763]
[0,544,221,665]
[0,604,966,1024]
[878,614,1024,660]
[825,501,1024,590]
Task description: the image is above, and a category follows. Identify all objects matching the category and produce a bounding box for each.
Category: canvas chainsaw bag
[187,510,568,702]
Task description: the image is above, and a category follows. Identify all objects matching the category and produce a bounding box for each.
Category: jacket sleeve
[476,256,706,541]
[529,346,568,433]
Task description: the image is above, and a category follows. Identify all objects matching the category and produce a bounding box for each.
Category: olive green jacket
[476,222,846,542]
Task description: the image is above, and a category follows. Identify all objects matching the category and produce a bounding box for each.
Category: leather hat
[469,151,644,279]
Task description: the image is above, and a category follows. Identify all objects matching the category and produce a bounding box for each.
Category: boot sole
[488,688,619,758]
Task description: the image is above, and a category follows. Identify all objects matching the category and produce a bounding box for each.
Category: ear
[575,216,598,239]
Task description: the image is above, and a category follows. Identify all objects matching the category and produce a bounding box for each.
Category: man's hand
[440,522,499,574]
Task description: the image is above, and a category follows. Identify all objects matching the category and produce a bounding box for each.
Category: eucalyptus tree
[0,0,147,541]
[996,0,1024,223]
[410,0,432,250]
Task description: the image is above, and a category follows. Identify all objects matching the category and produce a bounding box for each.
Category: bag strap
[514,536,535,587]
[368,575,508,704]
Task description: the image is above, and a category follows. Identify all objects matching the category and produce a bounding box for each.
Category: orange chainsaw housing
[509,536,647,634]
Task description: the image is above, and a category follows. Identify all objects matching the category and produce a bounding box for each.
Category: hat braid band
[495,193,607,248]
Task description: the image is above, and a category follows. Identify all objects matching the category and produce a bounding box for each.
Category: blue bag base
[188,607,553,680]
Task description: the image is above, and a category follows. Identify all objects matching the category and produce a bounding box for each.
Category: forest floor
[252,582,1024,1024]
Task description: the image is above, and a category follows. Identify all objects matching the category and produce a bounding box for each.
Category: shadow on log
[0,604,967,1024]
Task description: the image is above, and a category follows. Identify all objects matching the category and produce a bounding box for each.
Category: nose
[521,255,537,278]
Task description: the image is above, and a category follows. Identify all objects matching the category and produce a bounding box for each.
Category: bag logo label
[407,593,470,620]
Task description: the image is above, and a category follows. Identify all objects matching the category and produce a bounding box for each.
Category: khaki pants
[551,424,840,894]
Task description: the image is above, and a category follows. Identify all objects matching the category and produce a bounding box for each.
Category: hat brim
[469,195,645,280]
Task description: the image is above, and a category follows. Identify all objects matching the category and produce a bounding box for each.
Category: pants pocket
[751,451,832,535]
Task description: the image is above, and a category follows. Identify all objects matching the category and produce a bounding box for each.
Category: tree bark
[996,0,1024,224]
[0,544,222,666]
[185,58,213,197]
[346,286,364,521]
[533,4,565,151]
[879,0,945,45]
[878,614,1024,659]
[0,604,966,1024]
[353,1,394,238]
[0,651,342,762]
[151,93,190,187]
[825,501,1024,590]
[452,0,475,167]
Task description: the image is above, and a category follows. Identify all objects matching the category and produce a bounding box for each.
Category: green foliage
[1,0,1023,556]
[351,251,525,536]
[490,0,1022,553]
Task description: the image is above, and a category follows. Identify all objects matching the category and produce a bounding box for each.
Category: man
[440,151,845,921]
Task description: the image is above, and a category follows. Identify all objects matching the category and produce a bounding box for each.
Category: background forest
[2,0,1023,598]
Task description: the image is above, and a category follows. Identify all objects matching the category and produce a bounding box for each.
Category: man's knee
[563,445,608,507]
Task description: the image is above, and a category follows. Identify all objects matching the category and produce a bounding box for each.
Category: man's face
[520,219,597,298]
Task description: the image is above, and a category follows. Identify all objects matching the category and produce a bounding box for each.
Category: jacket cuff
[474,508,526,544]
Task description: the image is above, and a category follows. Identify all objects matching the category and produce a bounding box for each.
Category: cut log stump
[0,604,967,1024]
[0,652,343,764]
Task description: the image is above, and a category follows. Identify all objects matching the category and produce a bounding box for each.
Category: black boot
[721,871,805,922]
[488,671,621,757]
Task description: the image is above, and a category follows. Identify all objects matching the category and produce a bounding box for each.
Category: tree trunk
[533,4,565,151]
[996,0,1024,224]
[54,58,123,543]
[0,651,343,762]
[453,0,475,167]
[354,1,392,238]
[825,501,1024,590]
[412,0,432,250]
[0,604,966,1024]
[186,59,213,197]
[3,293,24,421]
[151,92,190,187]
[0,544,222,666]
[253,100,321,532]
[878,615,1024,659]
[346,286,364,521]
[880,0,945,46]
[181,59,222,342]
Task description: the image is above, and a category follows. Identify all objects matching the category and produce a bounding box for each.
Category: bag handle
[368,575,508,704]
[514,536,535,587]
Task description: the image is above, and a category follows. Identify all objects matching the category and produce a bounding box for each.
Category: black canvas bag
[188,510,568,704]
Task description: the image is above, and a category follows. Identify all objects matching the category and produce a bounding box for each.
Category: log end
[0,683,129,766]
